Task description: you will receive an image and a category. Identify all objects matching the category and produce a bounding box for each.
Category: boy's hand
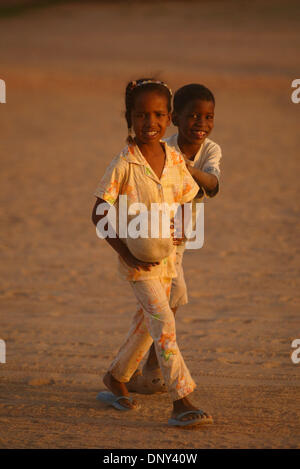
[184,158,195,175]
[183,160,219,194]
[171,231,186,245]
[183,157,194,167]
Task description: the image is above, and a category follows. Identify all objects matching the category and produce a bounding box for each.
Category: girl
[128,84,221,394]
[91,78,213,427]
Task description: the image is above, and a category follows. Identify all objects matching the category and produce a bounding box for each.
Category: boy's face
[173,99,215,146]
[131,91,171,145]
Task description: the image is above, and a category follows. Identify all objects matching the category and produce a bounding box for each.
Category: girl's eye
[207,115,214,120]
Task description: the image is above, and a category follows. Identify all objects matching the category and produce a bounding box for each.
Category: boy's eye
[188,113,214,120]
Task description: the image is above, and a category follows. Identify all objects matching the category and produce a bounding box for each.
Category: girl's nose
[145,114,156,125]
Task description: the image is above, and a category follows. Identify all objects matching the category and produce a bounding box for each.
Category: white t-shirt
[164,133,222,198]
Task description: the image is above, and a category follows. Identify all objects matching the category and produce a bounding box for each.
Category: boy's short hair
[173,84,215,113]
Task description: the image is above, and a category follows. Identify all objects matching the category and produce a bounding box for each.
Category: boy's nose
[195,116,206,125]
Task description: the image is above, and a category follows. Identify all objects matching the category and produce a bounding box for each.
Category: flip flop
[96,391,140,411]
[168,410,213,427]
[127,366,167,394]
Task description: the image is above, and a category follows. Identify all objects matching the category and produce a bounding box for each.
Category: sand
[0,0,300,449]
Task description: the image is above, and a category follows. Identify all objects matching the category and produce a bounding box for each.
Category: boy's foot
[103,371,139,410]
[171,396,213,424]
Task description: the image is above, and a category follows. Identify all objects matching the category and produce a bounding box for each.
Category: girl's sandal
[168,410,213,427]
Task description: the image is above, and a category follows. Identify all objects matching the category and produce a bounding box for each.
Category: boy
[127,84,222,393]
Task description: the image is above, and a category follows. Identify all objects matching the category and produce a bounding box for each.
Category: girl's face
[131,91,171,145]
[173,99,215,146]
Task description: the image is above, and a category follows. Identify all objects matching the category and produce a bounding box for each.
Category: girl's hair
[173,84,215,114]
[125,78,172,143]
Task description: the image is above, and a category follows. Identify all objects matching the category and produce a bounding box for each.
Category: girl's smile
[131,91,171,146]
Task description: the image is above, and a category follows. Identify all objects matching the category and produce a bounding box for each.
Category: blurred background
[0,0,300,449]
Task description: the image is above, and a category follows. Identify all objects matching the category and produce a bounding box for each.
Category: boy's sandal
[168,410,213,427]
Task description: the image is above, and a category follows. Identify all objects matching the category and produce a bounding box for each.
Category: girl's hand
[121,251,160,271]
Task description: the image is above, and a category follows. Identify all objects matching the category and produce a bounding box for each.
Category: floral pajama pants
[108,276,196,401]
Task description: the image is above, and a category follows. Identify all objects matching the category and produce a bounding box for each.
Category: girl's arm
[91,198,159,271]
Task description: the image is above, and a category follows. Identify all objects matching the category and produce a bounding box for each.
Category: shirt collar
[121,142,144,165]
[121,141,174,182]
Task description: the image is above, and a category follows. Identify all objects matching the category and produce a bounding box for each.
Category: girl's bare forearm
[104,234,130,258]
[92,199,159,270]
[92,214,129,258]
[92,199,129,258]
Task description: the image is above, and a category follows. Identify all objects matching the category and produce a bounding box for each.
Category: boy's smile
[174,99,215,149]
[131,91,171,145]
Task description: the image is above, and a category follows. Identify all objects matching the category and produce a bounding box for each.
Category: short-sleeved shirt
[164,134,222,199]
[94,141,199,281]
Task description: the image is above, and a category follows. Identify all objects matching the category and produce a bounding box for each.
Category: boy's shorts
[169,244,188,309]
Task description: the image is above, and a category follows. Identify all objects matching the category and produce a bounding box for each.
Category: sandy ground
[0,0,300,449]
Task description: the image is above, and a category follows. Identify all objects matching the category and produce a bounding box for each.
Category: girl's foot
[103,371,139,410]
[171,396,213,423]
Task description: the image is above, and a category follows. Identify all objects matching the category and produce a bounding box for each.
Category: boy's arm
[184,159,218,194]
[91,198,159,271]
